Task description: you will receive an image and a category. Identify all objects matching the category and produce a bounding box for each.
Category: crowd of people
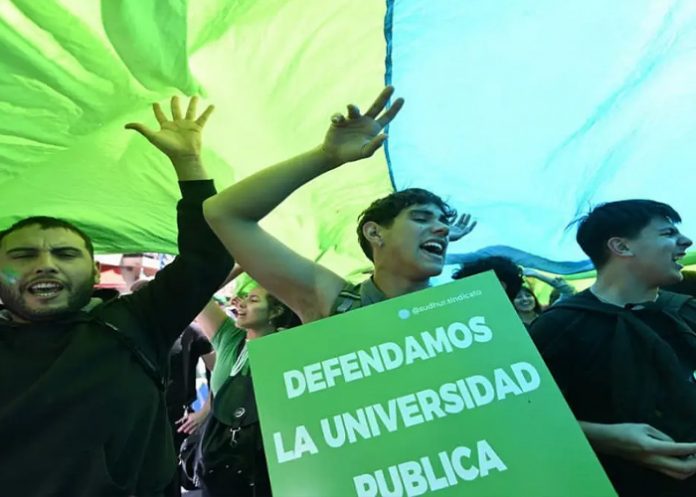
[2,88,696,497]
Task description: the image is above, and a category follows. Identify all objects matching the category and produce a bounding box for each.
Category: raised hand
[125,96,214,161]
[522,267,541,278]
[449,213,477,242]
[321,86,404,165]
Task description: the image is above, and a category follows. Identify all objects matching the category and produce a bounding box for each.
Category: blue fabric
[386,0,696,271]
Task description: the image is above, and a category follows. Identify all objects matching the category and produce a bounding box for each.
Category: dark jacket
[0,180,233,497]
[531,289,696,497]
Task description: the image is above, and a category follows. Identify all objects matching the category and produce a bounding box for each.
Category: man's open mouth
[27,281,65,298]
[420,240,446,258]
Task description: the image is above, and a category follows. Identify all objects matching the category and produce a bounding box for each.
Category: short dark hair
[356,188,456,261]
[574,200,681,269]
[452,256,523,301]
[0,216,94,258]
[266,293,302,329]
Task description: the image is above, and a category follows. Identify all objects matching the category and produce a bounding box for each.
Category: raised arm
[195,300,230,341]
[203,86,404,322]
[121,97,233,347]
[523,268,576,299]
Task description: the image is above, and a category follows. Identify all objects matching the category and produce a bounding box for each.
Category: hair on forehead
[0,216,95,258]
[356,188,456,262]
[572,199,681,269]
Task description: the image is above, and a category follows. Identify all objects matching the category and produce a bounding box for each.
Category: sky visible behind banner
[2,0,696,277]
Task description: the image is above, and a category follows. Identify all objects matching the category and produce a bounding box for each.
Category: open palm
[449,213,477,242]
[126,96,214,160]
[322,86,404,164]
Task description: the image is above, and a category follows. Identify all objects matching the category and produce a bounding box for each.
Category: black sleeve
[529,310,577,394]
[191,330,213,357]
[123,180,233,351]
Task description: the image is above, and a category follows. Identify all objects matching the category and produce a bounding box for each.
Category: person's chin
[420,260,444,277]
[22,306,72,321]
[25,295,85,319]
[660,271,684,287]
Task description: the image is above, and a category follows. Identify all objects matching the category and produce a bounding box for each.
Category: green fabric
[209,317,246,395]
[0,0,391,282]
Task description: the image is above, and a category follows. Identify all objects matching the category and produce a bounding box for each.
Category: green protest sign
[247,272,616,496]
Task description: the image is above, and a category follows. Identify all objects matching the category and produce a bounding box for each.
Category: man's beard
[0,280,94,322]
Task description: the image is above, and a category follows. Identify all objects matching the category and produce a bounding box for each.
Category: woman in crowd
[513,286,543,327]
[194,284,300,497]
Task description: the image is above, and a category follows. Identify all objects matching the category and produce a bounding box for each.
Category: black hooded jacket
[0,181,233,497]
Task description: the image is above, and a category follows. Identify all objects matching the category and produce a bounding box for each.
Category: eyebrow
[410,209,449,223]
[7,246,84,255]
[411,209,444,219]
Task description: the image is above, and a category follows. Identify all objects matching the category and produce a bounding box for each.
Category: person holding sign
[204,86,462,323]
[531,199,696,496]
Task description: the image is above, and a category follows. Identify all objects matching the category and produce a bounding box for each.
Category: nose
[33,252,59,275]
[679,235,693,249]
[433,221,450,237]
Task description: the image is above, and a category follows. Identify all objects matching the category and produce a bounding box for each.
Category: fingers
[171,96,183,120]
[648,455,696,479]
[645,425,675,442]
[347,104,361,120]
[331,113,347,126]
[364,85,395,118]
[124,122,155,141]
[648,440,696,457]
[377,97,405,128]
[177,419,199,434]
[149,96,210,126]
[645,424,673,441]
[455,213,470,227]
[153,103,167,125]
[361,134,388,157]
[185,96,199,120]
[196,105,215,127]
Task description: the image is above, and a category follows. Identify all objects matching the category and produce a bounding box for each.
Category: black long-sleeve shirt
[0,180,233,497]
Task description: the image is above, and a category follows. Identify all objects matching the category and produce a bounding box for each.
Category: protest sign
[248,272,616,496]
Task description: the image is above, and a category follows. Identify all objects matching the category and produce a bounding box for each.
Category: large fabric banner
[387,0,696,273]
[248,272,615,496]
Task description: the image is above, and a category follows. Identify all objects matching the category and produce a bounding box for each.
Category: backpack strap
[100,319,166,391]
[180,328,196,406]
[69,311,165,392]
[333,282,362,314]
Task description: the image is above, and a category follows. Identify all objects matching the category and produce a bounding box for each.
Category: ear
[362,221,384,248]
[268,306,284,321]
[93,261,101,284]
[607,237,633,258]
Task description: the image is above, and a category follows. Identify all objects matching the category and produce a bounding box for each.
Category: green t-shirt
[209,318,248,395]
